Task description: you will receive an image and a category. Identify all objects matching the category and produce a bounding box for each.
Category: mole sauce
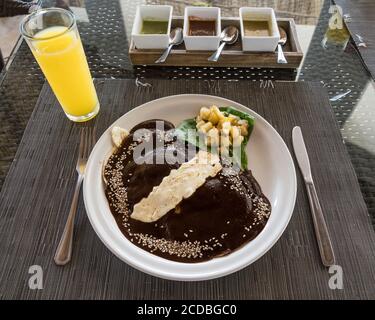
[103,120,271,263]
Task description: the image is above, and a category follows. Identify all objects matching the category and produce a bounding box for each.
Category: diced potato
[221,134,231,147]
[199,121,213,133]
[219,145,229,156]
[205,136,219,147]
[196,120,206,129]
[200,107,211,121]
[208,111,219,125]
[207,127,219,146]
[230,126,241,139]
[240,125,248,137]
[221,121,231,136]
[228,114,240,125]
[221,128,230,137]
[233,135,244,146]
[196,115,202,122]
[217,118,228,129]
[211,106,225,120]
[222,121,231,129]
[237,119,248,127]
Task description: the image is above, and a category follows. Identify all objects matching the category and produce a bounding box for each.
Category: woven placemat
[2,0,375,232]
[0,79,374,299]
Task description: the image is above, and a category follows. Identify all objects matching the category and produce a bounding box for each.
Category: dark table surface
[0,0,375,299]
[1,79,375,299]
[1,0,375,227]
[335,0,375,79]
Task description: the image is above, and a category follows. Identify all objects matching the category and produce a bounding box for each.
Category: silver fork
[54,127,95,266]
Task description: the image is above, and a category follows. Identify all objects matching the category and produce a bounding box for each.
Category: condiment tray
[129,17,303,68]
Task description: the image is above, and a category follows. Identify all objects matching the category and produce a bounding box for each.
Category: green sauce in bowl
[141,20,169,34]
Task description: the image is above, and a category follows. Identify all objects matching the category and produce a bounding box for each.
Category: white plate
[83,94,297,281]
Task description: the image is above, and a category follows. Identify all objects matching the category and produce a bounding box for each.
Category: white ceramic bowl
[239,7,280,52]
[183,7,221,51]
[131,5,173,49]
[83,94,297,281]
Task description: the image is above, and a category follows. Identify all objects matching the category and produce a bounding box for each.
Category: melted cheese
[111,126,129,148]
[131,151,222,223]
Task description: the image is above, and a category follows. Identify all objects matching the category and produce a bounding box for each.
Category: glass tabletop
[0,0,374,226]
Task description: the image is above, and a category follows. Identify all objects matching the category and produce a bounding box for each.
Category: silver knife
[292,126,336,267]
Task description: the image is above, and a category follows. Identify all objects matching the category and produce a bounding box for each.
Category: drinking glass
[20,8,99,122]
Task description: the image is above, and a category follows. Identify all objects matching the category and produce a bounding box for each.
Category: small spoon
[277,27,288,64]
[208,26,239,62]
[155,27,183,64]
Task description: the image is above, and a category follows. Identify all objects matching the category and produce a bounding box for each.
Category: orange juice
[31,26,99,121]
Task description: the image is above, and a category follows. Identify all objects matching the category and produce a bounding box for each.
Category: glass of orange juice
[20,8,99,122]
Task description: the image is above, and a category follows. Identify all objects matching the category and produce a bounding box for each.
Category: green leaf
[175,118,206,150]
